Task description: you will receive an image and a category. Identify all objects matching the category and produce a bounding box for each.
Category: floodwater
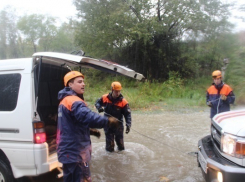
[90,107,211,182]
[25,107,213,182]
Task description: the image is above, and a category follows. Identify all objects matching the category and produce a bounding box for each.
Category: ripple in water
[90,142,155,181]
[92,142,155,160]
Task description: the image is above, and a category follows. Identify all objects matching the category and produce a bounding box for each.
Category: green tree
[17,14,44,53]
[74,0,232,80]
[17,14,58,53]
[38,16,57,51]
[51,19,79,53]
[0,10,8,59]
[0,8,20,59]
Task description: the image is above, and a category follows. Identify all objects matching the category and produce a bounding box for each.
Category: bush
[83,69,209,110]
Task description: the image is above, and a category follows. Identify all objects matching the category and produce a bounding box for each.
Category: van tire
[0,158,15,182]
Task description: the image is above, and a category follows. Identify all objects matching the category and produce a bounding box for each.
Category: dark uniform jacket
[95,93,131,127]
[206,82,235,118]
[56,87,108,164]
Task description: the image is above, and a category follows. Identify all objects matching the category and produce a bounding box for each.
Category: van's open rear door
[32,52,145,81]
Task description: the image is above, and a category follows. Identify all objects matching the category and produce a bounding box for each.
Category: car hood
[213,110,245,136]
[32,52,145,81]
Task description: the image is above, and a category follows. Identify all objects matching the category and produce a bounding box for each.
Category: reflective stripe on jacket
[206,83,235,118]
[57,87,108,164]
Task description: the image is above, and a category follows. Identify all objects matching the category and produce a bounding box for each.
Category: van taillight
[33,121,46,144]
[34,133,46,144]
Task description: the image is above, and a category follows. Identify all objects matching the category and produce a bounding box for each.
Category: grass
[224,54,245,104]
[82,53,245,111]
[83,72,210,111]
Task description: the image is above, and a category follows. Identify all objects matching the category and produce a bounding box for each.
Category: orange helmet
[111,81,122,91]
[64,71,84,86]
[212,70,222,79]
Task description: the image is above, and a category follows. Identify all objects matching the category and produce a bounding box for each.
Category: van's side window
[0,74,21,111]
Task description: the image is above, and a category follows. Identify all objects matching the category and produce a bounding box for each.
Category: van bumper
[3,142,61,178]
[197,135,245,182]
[33,143,61,175]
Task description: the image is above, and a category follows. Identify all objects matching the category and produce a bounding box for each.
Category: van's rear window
[0,74,21,111]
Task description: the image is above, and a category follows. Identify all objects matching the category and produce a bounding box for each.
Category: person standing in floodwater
[206,70,235,118]
[56,71,119,182]
[95,81,132,152]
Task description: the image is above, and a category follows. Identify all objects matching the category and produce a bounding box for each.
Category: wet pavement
[24,107,213,182]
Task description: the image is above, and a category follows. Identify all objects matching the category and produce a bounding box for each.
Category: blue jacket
[56,87,108,163]
[206,82,235,118]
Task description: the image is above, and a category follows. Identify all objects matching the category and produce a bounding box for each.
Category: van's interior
[34,63,69,154]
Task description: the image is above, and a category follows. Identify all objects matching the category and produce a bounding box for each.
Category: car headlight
[221,133,245,158]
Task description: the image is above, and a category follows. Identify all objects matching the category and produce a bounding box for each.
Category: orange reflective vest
[206,83,235,118]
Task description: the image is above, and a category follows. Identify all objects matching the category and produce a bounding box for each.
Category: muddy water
[90,108,211,182]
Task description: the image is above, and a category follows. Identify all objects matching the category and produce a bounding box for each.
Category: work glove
[89,128,101,138]
[108,117,120,129]
[98,107,104,113]
[125,125,130,134]
[221,95,227,101]
[207,101,212,107]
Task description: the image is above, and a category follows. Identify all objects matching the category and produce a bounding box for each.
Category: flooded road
[90,107,211,182]
[24,107,212,182]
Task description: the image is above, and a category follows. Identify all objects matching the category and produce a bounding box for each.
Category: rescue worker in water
[56,71,119,182]
[206,70,235,118]
[95,81,131,152]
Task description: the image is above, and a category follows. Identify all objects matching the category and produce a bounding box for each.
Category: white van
[0,52,144,181]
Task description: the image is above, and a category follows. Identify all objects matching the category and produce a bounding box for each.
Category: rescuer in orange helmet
[57,71,119,182]
[206,70,235,118]
[95,81,132,152]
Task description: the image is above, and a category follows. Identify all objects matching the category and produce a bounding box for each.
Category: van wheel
[0,159,14,182]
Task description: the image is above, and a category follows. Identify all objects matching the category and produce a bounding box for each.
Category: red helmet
[111,81,122,91]
[212,70,222,79]
[64,71,84,86]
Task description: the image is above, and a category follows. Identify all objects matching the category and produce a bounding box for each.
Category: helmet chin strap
[111,90,116,99]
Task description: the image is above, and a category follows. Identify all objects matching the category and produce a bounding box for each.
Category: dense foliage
[74,0,233,80]
[0,7,79,59]
[0,1,244,106]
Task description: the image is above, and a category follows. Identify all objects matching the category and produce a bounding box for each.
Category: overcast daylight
[0,0,245,182]
[0,0,77,23]
[0,0,244,31]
